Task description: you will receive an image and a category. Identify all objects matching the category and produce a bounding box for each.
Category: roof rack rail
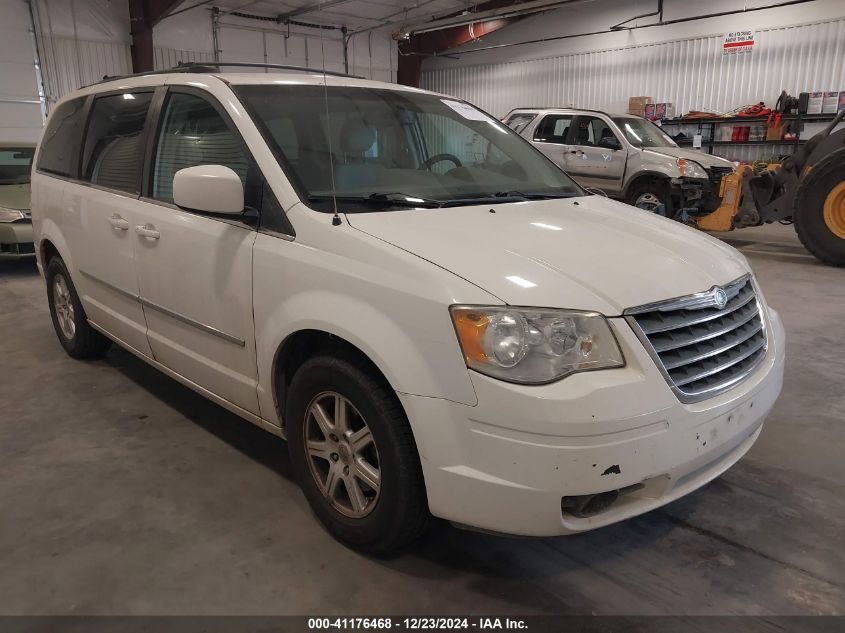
[173,61,363,79]
[91,61,362,87]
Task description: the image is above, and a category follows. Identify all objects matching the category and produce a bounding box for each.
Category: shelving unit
[658,112,838,154]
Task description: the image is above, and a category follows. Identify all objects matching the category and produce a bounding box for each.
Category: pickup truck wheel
[286,355,429,553]
[46,257,111,359]
[794,149,845,267]
[628,181,672,217]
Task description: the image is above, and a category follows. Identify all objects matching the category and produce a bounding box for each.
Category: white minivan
[32,65,785,552]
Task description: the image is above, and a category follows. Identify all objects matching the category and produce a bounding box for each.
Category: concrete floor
[0,224,843,616]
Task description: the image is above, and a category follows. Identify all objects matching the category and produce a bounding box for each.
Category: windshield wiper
[308,193,443,209]
[493,190,580,200]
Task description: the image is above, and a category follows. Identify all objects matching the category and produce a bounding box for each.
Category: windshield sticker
[441,99,491,122]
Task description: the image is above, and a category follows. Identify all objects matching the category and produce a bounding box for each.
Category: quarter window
[36,98,88,178]
[151,92,249,204]
[81,92,153,193]
[504,112,537,134]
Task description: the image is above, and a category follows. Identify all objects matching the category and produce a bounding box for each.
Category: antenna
[317,3,342,227]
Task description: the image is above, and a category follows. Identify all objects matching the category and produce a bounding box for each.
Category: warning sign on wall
[723,30,755,55]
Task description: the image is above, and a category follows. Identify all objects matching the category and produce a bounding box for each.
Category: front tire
[794,148,845,267]
[628,180,673,217]
[286,355,429,553]
[46,257,111,359]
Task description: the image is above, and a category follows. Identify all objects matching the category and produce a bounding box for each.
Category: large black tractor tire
[794,148,845,267]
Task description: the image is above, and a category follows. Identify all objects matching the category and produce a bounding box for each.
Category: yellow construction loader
[695,109,845,266]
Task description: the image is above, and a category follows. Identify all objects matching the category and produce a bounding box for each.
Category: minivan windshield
[236,85,582,212]
[612,117,677,148]
[0,147,34,185]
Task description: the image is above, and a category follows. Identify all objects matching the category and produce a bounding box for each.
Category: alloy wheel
[635,192,665,214]
[303,391,381,518]
[53,274,76,341]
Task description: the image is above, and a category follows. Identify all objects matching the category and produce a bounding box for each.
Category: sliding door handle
[108,214,129,230]
[135,223,160,240]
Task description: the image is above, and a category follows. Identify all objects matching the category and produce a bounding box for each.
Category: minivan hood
[643,146,735,169]
[346,197,748,315]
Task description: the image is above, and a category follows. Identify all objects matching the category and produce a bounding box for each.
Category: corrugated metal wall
[38,36,131,107]
[422,17,845,161]
[154,47,214,71]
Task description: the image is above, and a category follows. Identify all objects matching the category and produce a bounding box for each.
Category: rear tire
[46,257,111,359]
[286,354,430,553]
[794,148,845,267]
[628,179,673,217]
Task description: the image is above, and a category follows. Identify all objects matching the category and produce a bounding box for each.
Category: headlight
[677,158,708,179]
[0,207,25,223]
[450,306,625,384]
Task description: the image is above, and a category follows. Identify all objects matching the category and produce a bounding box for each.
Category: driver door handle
[135,223,160,240]
[108,214,129,230]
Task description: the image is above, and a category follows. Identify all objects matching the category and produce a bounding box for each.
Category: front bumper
[0,221,35,259]
[400,308,785,537]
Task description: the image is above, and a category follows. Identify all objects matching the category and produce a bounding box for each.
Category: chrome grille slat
[625,276,768,403]
[636,285,756,334]
[650,301,760,352]
[671,335,767,386]
[661,319,764,370]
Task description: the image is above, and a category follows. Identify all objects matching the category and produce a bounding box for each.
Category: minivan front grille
[625,276,767,403]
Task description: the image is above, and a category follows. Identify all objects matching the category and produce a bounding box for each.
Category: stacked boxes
[628,96,652,117]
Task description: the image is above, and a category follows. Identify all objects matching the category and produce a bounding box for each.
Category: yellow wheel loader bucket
[695,164,756,232]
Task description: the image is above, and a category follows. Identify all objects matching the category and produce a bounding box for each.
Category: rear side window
[151,92,249,204]
[37,98,88,177]
[82,92,153,193]
[533,115,572,143]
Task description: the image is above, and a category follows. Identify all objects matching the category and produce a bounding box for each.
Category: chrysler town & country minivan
[32,66,785,552]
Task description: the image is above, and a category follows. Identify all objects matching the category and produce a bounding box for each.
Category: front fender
[251,227,493,428]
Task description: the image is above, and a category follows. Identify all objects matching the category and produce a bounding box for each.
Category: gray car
[0,143,35,259]
[503,108,736,217]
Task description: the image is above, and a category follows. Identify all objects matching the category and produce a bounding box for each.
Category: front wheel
[285,355,429,553]
[794,148,845,267]
[628,180,673,217]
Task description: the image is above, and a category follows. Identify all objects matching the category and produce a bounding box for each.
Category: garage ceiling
[206,0,474,32]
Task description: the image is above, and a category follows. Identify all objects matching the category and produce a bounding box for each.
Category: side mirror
[173,165,244,215]
[598,136,622,151]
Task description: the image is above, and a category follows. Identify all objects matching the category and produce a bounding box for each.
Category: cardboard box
[655,103,675,119]
[807,92,824,114]
[644,103,656,120]
[628,96,652,115]
[839,92,845,112]
[823,91,839,114]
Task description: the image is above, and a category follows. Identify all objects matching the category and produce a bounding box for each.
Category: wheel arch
[623,171,671,200]
[37,220,74,274]
[271,328,398,432]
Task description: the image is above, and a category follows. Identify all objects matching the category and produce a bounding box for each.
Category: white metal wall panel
[424,19,845,117]
[37,35,131,107]
[421,17,845,161]
[154,47,214,71]
[0,0,43,142]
